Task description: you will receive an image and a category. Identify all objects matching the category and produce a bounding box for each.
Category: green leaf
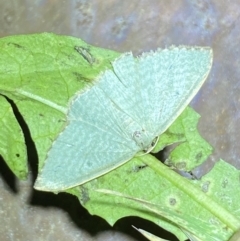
[0,33,120,177]
[69,156,240,241]
[2,33,238,241]
[0,95,27,179]
[153,107,213,171]
[193,160,240,223]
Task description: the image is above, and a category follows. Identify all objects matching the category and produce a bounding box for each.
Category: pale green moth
[34,46,213,192]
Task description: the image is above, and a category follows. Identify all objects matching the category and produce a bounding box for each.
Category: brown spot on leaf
[74,46,95,64]
[195,152,202,162]
[7,42,24,49]
[169,198,177,206]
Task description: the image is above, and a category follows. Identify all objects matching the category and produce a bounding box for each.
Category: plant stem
[16,89,67,114]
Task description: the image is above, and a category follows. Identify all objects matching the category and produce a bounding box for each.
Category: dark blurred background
[0,1,240,240]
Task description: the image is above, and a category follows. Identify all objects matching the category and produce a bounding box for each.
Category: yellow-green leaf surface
[71,157,240,241]
[0,95,26,179]
[153,107,213,171]
[0,33,120,178]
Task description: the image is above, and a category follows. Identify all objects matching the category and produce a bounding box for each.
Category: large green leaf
[1,33,239,241]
